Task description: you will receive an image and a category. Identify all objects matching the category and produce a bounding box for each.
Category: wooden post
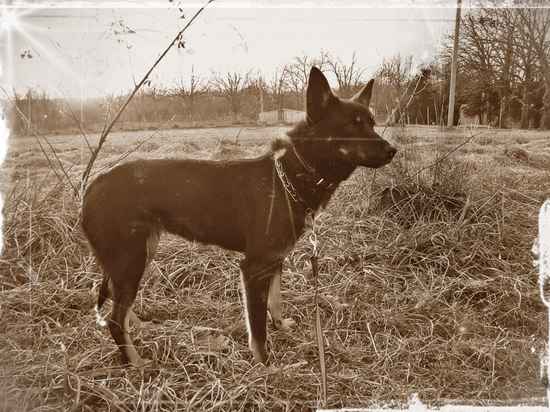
[27,91,32,134]
[427,106,430,125]
[259,77,264,114]
[499,96,506,129]
[447,0,462,127]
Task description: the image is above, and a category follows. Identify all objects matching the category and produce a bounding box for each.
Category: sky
[0,0,465,100]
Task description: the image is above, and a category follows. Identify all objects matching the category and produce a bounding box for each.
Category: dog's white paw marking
[274,318,296,331]
[281,318,296,330]
[94,305,107,327]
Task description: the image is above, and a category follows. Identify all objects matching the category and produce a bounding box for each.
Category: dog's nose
[387,146,397,158]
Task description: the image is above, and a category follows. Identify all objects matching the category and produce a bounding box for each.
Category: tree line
[447,7,550,129]
[7,7,550,135]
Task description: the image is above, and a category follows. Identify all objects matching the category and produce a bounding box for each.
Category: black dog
[81,67,397,366]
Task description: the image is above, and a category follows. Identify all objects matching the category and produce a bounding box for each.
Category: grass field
[1,124,550,411]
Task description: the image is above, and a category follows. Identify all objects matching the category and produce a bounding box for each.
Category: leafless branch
[80,0,215,193]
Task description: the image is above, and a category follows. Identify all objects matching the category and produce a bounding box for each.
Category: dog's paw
[250,341,269,365]
[123,354,152,369]
[133,357,152,369]
[273,317,296,331]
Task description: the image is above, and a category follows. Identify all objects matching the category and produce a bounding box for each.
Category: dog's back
[83,156,276,254]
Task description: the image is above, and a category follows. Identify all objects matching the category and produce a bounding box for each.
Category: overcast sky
[1,1,465,99]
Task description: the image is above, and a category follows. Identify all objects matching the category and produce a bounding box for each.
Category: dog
[81,67,397,366]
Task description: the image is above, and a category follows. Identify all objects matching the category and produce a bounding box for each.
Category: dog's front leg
[239,258,281,364]
[268,267,296,331]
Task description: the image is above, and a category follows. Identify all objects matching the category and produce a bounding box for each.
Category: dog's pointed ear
[307,67,334,123]
[352,79,374,108]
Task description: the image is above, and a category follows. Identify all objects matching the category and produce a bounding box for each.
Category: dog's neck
[272,121,357,210]
[287,120,357,183]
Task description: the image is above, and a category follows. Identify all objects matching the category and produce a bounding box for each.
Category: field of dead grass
[1,125,550,411]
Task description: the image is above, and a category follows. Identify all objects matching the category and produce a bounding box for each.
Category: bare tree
[518,8,550,129]
[211,70,250,121]
[246,71,267,114]
[377,54,414,93]
[493,8,537,129]
[326,51,365,97]
[451,8,549,129]
[376,54,415,124]
[266,66,289,116]
[174,65,206,121]
[286,51,329,108]
[441,10,496,126]
[457,9,517,127]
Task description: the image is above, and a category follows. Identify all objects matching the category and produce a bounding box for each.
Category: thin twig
[58,96,94,155]
[408,129,483,181]
[92,115,176,178]
[80,0,216,191]
[309,216,327,407]
[379,67,428,138]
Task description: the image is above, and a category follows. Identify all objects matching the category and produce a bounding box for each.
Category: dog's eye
[354,115,362,124]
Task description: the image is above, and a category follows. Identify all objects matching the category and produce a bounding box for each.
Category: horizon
[2,2,459,100]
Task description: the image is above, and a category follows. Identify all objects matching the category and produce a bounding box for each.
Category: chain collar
[274,156,304,205]
[274,152,335,209]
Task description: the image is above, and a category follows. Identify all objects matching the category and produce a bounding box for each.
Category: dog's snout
[387,145,397,158]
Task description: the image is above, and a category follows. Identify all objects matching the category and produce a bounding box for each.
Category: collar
[291,141,334,188]
[274,156,304,205]
[273,141,336,208]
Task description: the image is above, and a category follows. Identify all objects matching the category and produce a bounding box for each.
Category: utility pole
[447,0,462,127]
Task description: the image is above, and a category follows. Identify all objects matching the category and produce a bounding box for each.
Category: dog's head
[303,66,396,168]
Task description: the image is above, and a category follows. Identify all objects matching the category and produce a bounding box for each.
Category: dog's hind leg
[240,258,281,364]
[267,265,296,331]
[98,232,154,367]
[109,273,147,367]
[109,298,145,367]
[125,229,159,331]
[96,275,142,329]
[103,229,159,334]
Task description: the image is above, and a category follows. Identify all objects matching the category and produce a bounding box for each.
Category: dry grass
[1,126,549,411]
